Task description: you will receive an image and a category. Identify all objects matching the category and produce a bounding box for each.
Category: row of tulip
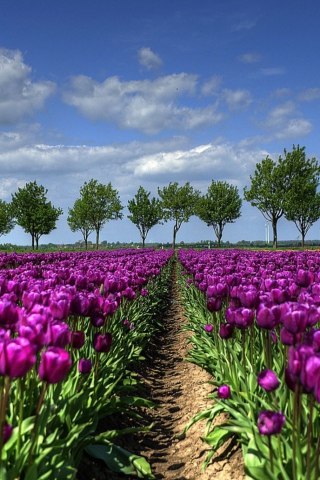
[178,248,320,480]
[0,248,174,480]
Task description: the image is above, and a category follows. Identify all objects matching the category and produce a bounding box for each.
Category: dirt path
[78,272,245,479]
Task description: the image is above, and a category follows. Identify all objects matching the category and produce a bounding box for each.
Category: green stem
[28,383,48,466]
[0,376,11,470]
[268,436,274,473]
[306,395,315,480]
[16,377,26,458]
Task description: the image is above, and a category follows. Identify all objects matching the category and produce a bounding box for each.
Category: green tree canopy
[76,179,123,249]
[0,200,15,237]
[196,180,242,248]
[243,145,320,248]
[127,186,163,247]
[157,182,200,249]
[282,148,320,246]
[67,198,94,250]
[11,181,62,250]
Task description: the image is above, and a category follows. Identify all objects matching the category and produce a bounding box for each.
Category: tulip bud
[0,338,36,378]
[217,384,231,399]
[93,333,113,353]
[78,358,92,375]
[257,410,285,436]
[38,347,72,384]
[257,369,280,391]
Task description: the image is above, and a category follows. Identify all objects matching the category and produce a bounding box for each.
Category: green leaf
[201,426,232,449]
[85,442,156,479]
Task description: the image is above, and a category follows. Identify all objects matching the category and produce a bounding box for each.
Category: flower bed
[0,248,174,480]
[178,248,320,480]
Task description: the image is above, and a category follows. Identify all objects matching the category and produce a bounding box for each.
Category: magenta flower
[204,324,213,332]
[0,300,20,330]
[257,369,280,391]
[257,410,285,436]
[38,347,72,384]
[49,321,71,348]
[219,323,234,339]
[0,338,36,378]
[206,297,222,312]
[256,304,280,330]
[217,384,231,399]
[78,358,92,375]
[93,333,113,353]
[71,331,85,349]
[3,422,13,445]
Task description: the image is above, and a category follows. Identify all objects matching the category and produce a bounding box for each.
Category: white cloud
[260,67,285,76]
[138,47,163,70]
[223,89,252,110]
[63,73,224,134]
[298,88,320,102]
[237,53,261,63]
[259,101,313,139]
[0,49,56,125]
[201,75,222,95]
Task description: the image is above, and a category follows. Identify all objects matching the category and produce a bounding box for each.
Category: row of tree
[1,145,319,249]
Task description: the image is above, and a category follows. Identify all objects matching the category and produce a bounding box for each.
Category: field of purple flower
[0,248,174,479]
[179,248,320,480]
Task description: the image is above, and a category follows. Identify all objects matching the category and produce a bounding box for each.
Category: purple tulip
[93,333,113,353]
[257,410,285,436]
[280,327,302,346]
[296,269,314,288]
[257,369,280,391]
[219,323,234,339]
[78,358,92,375]
[204,324,213,332]
[38,347,72,384]
[71,331,85,349]
[3,422,13,445]
[300,354,320,392]
[234,308,254,329]
[49,321,71,348]
[217,384,231,399]
[280,303,308,334]
[0,300,20,330]
[206,297,222,312]
[0,338,36,378]
[256,304,280,330]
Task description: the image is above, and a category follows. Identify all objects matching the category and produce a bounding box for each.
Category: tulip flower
[204,324,213,332]
[93,333,113,353]
[257,369,280,391]
[257,410,285,436]
[0,338,36,378]
[217,384,231,399]
[219,323,234,339]
[71,331,85,349]
[78,358,92,375]
[2,422,13,445]
[38,347,72,384]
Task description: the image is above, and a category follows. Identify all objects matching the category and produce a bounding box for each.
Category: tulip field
[1,247,320,479]
[178,248,320,480]
[0,248,174,479]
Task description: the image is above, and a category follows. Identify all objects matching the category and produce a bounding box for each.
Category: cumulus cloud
[298,88,320,102]
[125,141,268,187]
[237,53,261,63]
[138,47,163,70]
[223,89,253,110]
[201,75,222,95]
[63,73,224,134]
[0,49,56,125]
[259,101,312,139]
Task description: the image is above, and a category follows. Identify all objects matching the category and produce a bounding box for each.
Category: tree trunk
[272,220,277,249]
[172,224,178,249]
[142,236,145,247]
[95,229,100,250]
[31,234,35,250]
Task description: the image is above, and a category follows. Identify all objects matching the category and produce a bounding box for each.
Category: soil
[77,270,245,480]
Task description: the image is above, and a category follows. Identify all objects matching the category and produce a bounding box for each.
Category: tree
[77,179,123,250]
[196,180,242,248]
[11,181,62,250]
[243,145,319,248]
[282,149,320,247]
[0,200,15,237]
[127,186,163,247]
[158,182,200,249]
[67,198,95,250]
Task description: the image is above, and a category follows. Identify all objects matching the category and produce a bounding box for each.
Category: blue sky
[1,0,320,246]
